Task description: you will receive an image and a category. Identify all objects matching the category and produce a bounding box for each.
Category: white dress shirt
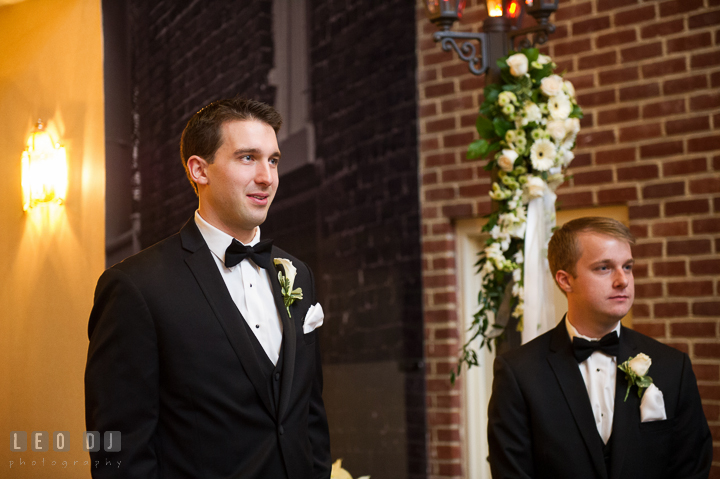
[566,318,621,444]
[195,211,283,365]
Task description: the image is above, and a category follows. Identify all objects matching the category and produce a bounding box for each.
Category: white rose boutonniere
[506,53,528,77]
[273,258,303,317]
[618,353,654,401]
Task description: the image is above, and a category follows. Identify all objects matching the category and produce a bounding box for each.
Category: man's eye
[269,157,279,165]
[624,264,633,271]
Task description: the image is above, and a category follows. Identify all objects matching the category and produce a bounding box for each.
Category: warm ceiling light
[21,119,68,211]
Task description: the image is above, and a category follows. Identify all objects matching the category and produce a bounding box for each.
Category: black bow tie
[224,238,273,270]
[572,332,619,363]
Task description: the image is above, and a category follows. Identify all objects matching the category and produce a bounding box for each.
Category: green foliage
[453,48,585,385]
[467,139,489,159]
[569,104,584,119]
[493,117,513,138]
[476,115,495,139]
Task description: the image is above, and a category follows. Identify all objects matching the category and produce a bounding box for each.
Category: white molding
[455,218,495,479]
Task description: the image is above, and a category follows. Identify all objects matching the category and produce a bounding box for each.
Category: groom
[487,216,712,479]
[85,98,331,478]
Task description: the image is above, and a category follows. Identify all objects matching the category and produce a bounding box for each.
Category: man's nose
[254,160,273,185]
[613,268,629,288]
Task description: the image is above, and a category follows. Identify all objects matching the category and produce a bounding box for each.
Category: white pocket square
[303,303,324,334]
[640,383,667,422]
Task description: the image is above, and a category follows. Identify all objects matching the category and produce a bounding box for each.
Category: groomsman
[85,98,331,478]
[488,216,712,479]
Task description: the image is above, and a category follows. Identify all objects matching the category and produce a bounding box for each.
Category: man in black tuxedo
[488,216,712,479]
[85,98,331,478]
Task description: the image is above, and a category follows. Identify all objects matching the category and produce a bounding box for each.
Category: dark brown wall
[130,0,275,247]
[125,1,426,477]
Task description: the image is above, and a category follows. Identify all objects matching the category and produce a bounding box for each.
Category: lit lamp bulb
[486,0,504,17]
[21,119,68,211]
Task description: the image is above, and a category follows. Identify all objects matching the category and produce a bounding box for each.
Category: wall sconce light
[21,119,68,211]
[425,0,558,76]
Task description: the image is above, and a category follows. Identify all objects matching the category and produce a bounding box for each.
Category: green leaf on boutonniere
[618,353,654,401]
[273,258,303,318]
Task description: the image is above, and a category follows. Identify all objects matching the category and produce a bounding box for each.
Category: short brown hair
[548,216,635,279]
[180,97,282,194]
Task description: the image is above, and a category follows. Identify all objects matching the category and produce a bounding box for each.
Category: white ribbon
[522,191,557,344]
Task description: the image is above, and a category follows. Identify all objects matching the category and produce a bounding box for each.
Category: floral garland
[452,48,583,382]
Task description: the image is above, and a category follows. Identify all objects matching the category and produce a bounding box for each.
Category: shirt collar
[194,210,260,265]
[566,316,621,342]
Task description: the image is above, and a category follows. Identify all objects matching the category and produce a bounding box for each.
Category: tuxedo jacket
[487,318,712,479]
[85,219,331,478]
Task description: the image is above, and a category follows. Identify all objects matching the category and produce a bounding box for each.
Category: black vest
[602,434,613,477]
[241,318,284,417]
[240,319,289,479]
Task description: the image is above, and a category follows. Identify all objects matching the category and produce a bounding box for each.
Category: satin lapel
[269,251,297,422]
[184,245,275,418]
[547,320,608,479]
[609,328,638,479]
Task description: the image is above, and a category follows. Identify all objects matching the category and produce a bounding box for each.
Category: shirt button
[250,283,253,287]
[255,324,260,329]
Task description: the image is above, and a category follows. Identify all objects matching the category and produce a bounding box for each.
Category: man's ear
[555,270,573,294]
[187,155,210,186]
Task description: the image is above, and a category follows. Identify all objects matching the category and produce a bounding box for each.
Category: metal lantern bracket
[433,30,489,75]
[431,21,555,76]
[509,22,556,50]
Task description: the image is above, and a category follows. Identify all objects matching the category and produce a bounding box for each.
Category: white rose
[497,149,519,172]
[629,353,652,377]
[537,54,552,65]
[563,80,576,98]
[521,102,542,126]
[546,120,567,142]
[541,74,564,97]
[547,172,565,192]
[564,117,580,136]
[558,147,575,167]
[508,220,527,239]
[498,91,517,106]
[548,93,572,120]
[273,258,297,287]
[506,53,529,77]
[525,176,546,198]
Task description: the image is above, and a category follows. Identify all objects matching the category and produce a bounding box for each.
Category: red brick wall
[416,0,720,477]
